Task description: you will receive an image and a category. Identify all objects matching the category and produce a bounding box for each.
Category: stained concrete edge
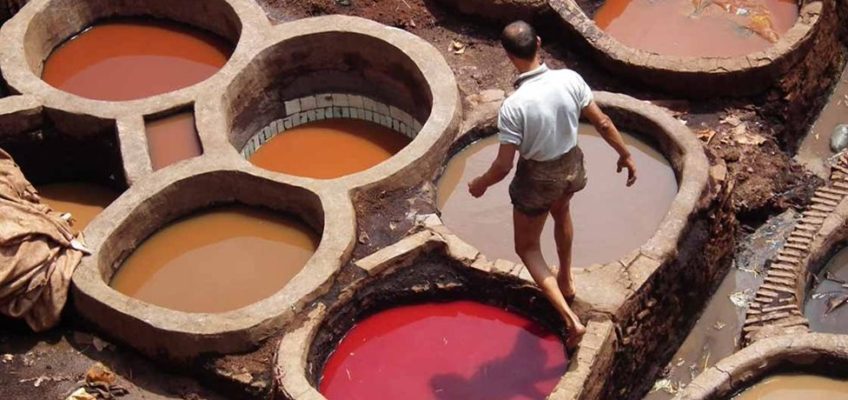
[548,0,827,98]
[71,157,356,360]
[674,333,848,399]
[275,231,618,400]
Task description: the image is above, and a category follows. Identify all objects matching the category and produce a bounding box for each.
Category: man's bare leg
[551,193,576,302]
[513,208,586,351]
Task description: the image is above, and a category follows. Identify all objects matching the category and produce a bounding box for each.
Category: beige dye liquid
[37,182,120,230]
[734,374,848,399]
[250,119,411,179]
[146,112,203,171]
[110,206,319,313]
[438,123,678,267]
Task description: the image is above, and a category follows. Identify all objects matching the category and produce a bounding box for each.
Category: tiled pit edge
[743,151,848,343]
[274,231,617,400]
[430,91,720,399]
[71,157,356,361]
[550,0,827,98]
[674,333,848,399]
[240,93,423,159]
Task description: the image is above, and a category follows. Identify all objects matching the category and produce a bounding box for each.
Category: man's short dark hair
[501,21,538,60]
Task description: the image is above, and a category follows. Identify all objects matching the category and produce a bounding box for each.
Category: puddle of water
[36,182,120,230]
[593,0,798,57]
[644,210,796,400]
[319,301,567,400]
[250,119,411,179]
[437,124,677,267]
[796,65,848,178]
[145,112,202,170]
[805,246,848,333]
[42,20,231,101]
[110,206,319,313]
[733,374,848,399]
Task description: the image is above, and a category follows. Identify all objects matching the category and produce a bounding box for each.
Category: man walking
[468,21,637,350]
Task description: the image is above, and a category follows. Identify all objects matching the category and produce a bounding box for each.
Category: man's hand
[617,155,637,187]
[468,177,488,198]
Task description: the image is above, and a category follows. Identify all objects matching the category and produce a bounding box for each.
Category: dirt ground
[2,0,846,399]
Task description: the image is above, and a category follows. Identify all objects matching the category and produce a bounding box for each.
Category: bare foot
[565,322,586,352]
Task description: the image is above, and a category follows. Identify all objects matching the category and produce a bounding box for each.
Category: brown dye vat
[805,246,848,334]
[250,119,411,179]
[42,20,231,101]
[146,112,202,170]
[593,0,798,57]
[734,374,848,399]
[438,124,677,267]
[37,182,120,230]
[110,206,319,313]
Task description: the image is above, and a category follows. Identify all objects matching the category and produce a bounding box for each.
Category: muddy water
[250,119,411,179]
[805,246,848,333]
[734,374,848,399]
[42,20,231,101]
[593,0,798,57]
[320,301,567,400]
[37,182,120,230]
[146,112,202,170]
[110,206,318,313]
[438,124,677,267]
[796,64,848,178]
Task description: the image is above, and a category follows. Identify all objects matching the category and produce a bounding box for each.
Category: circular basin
[319,301,567,400]
[733,374,848,399]
[438,123,677,267]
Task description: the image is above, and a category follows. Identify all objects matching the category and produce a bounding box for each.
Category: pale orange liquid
[250,119,411,179]
[42,20,232,101]
[594,0,798,57]
[146,112,202,170]
[734,374,848,399]
[111,206,319,313]
[438,124,678,267]
[37,182,120,230]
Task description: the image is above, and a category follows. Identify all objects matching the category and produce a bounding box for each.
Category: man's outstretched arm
[468,143,518,198]
[582,101,637,186]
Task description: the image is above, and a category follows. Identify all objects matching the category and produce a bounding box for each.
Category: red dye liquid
[320,301,568,400]
[42,20,232,101]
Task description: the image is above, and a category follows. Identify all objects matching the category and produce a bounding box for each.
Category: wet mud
[145,112,203,171]
[319,301,566,400]
[438,124,677,267]
[250,119,411,179]
[805,246,848,334]
[110,206,319,313]
[42,19,231,101]
[593,0,798,57]
[36,182,120,230]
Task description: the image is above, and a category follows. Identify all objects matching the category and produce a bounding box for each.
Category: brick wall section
[743,152,848,344]
[240,93,423,158]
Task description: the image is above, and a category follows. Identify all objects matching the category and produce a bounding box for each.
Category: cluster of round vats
[0,0,842,399]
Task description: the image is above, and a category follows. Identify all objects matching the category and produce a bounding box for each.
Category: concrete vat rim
[70,158,356,360]
[549,0,824,97]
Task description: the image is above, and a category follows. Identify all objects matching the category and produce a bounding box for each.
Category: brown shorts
[509,146,587,216]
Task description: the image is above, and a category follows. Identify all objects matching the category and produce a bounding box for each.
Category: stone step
[761,283,795,294]
[764,275,795,286]
[769,270,797,279]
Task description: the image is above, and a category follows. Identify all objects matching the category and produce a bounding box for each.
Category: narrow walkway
[795,63,848,178]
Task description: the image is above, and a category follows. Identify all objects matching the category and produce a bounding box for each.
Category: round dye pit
[438,124,677,267]
[42,19,232,101]
[250,119,411,179]
[593,0,799,57]
[733,374,848,399]
[36,182,120,230]
[805,246,848,334]
[110,205,319,313]
[319,301,567,400]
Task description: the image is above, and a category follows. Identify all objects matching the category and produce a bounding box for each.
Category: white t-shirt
[498,64,593,161]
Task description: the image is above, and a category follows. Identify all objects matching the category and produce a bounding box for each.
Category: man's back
[498,66,593,162]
